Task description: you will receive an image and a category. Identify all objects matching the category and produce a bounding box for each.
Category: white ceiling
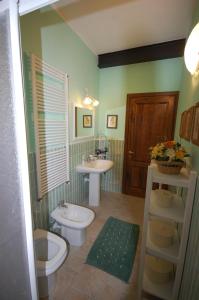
[53,0,195,55]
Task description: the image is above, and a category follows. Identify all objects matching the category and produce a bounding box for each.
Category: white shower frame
[0,0,59,299]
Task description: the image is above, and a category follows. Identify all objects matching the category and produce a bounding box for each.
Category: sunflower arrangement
[150,141,190,163]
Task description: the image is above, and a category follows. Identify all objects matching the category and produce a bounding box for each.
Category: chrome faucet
[58,200,68,208]
[82,154,98,163]
[88,154,98,161]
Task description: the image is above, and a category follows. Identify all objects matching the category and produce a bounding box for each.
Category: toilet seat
[34,229,67,277]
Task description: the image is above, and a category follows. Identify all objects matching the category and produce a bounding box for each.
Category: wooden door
[122,92,178,197]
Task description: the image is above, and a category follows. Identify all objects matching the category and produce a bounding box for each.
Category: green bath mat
[86,216,139,282]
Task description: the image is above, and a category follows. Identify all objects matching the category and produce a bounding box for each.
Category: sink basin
[76,159,113,174]
[76,159,114,207]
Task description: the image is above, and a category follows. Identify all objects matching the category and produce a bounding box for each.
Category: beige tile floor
[53,191,145,300]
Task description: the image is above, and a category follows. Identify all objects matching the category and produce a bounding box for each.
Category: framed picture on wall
[107,115,118,129]
[180,107,194,141]
[191,103,199,146]
[83,115,92,128]
[179,111,187,139]
[184,107,194,141]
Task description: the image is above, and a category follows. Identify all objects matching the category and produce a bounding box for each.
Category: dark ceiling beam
[98,39,186,69]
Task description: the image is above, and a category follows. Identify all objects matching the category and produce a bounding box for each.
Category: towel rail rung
[34,57,65,80]
[41,173,67,189]
[32,54,69,198]
[35,80,64,95]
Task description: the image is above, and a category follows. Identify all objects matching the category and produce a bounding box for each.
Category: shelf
[138,165,197,300]
[151,165,190,187]
[143,272,173,300]
[146,228,180,264]
[150,190,184,223]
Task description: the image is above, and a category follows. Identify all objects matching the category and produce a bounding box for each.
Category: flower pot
[156,161,184,175]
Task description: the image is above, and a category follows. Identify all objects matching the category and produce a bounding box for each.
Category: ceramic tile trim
[24,50,124,229]
[179,178,199,300]
[101,139,124,193]
[28,139,124,229]
[28,140,95,229]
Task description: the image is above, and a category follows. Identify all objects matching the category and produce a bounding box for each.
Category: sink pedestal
[89,173,100,206]
[76,159,113,207]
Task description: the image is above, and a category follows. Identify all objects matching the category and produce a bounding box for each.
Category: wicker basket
[156,161,184,175]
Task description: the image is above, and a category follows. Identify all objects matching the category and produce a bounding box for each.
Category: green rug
[86,216,139,282]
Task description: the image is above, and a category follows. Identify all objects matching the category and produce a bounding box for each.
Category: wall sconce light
[92,99,99,107]
[83,89,99,107]
[184,22,199,75]
[83,96,93,105]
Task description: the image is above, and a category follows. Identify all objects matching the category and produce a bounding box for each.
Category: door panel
[126,162,147,196]
[123,92,178,197]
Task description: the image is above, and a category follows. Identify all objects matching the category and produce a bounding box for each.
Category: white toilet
[51,203,95,246]
[34,229,68,299]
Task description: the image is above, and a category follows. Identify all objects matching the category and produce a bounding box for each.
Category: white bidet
[51,203,95,246]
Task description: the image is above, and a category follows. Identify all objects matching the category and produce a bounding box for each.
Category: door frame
[122,91,179,195]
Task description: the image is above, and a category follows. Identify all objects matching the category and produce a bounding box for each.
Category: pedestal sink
[76,159,113,206]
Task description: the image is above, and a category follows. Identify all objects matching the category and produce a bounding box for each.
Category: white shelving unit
[138,164,197,300]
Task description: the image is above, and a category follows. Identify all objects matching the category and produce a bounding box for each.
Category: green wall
[20,8,184,142]
[98,58,183,139]
[76,107,94,137]
[176,3,199,299]
[20,7,99,227]
[20,7,199,298]
[20,8,99,142]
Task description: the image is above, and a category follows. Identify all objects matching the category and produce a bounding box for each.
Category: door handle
[128,150,134,155]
